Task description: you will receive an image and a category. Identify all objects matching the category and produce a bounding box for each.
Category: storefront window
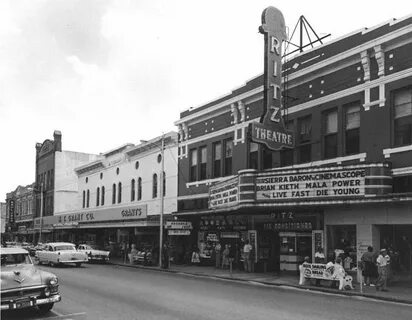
[326,225,357,269]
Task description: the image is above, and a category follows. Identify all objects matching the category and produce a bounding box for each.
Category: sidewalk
[108,257,412,305]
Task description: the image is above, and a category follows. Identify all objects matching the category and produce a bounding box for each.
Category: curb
[109,261,412,305]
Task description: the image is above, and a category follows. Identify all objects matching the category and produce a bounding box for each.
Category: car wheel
[37,303,54,314]
[75,262,82,267]
[49,261,56,267]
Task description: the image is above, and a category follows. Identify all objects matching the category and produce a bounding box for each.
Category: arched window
[86,190,90,208]
[96,187,100,207]
[101,186,105,206]
[82,190,85,208]
[163,171,166,197]
[152,174,158,199]
[137,177,142,201]
[112,184,116,204]
[131,179,135,201]
[118,182,122,203]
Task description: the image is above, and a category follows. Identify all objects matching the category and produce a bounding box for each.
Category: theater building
[38,132,178,256]
[175,11,412,276]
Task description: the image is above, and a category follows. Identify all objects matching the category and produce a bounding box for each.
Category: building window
[86,177,88,184]
[116,168,120,175]
[137,178,142,201]
[394,87,412,146]
[112,184,116,204]
[323,109,338,159]
[189,149,198,182]
[96,187,100,207]
[213,142,222,178]
[153,174,158,198]
[157,154,162,163]
[135,161,139,169]
[82,190,85,208]
[101,186,105,206]
[393,175,412,193]
[249,142,259,169]
[162,171,166,197]
[224,139,233,176]
[86,190,90,208]
[199,146,207,180]
[345,103,360,155]
[298,116,312,163]
[100,172,103,179]
[131,179,136,201]
[118,182,122,203]
[262,148,273,169]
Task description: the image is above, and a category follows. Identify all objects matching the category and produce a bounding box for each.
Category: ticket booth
[279,232,312,271]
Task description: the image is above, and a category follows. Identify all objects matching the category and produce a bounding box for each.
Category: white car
[77,244,110,263]
[36,242,88,267]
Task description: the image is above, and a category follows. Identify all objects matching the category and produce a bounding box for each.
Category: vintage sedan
[1,247,61,313]
[77,244,110,263]
[37,242,88,267]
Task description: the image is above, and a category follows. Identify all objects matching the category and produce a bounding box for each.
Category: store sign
[256,168,366,200]
[165,221,192,230]
[264,221,313,231]
[220,232,239,239]
[8,199,15,224]
[168,230,191,236]
[34,204,148,229]
[250,7,294,150]
[209,177,239,209]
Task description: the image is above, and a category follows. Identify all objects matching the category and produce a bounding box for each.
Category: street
[2,263,412,320]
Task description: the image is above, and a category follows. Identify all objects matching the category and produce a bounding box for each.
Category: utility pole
[159,134,165,268]
[39,183,44,244]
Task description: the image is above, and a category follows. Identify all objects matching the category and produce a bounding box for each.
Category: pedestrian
[215,242,222,268]
[314,247,325,263]
[376,248,389,291]
[243,239,253,272]
[162,242,169,269]
[191,248,200,265]
[222,244,230,269]
[361,246,376,286]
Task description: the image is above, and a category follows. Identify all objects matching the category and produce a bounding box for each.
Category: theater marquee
[256,168,366,200]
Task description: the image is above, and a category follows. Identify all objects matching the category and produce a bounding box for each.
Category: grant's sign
[250,6,294,150]
[256,168,366,200]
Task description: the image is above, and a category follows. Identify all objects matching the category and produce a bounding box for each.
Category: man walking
[243,239,253,272]
[376,248,389,292]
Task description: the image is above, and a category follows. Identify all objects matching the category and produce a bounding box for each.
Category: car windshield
[54,245,76,251]
[1,253,32,266]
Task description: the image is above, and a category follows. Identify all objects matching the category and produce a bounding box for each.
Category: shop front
[178,163,397,275]
[34,203,165,257]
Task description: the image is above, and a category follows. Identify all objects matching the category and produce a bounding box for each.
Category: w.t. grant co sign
[256,168,366,201]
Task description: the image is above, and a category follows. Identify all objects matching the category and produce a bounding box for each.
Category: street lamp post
[159,134,165,268]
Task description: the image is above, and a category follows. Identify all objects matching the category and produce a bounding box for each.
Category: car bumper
[59,259,88,264]
[89,256,109,261]
[1,294,61,310]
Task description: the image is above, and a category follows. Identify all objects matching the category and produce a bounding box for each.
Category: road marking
[32,312,86,320]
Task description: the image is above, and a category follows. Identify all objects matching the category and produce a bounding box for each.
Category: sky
[1,0,411,201]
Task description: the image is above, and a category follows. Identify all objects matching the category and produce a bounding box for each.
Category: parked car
[0,247,61,313]
[31,243,47,257]
[36,242,88,267]
[77,244,110,263]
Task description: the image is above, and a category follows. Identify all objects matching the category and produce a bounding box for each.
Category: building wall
[176,16,412,213]
[54,151,101,213]
[1,202,6,234]
[73,132,178,217]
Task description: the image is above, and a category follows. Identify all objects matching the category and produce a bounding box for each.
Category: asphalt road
[2,263,412,320]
